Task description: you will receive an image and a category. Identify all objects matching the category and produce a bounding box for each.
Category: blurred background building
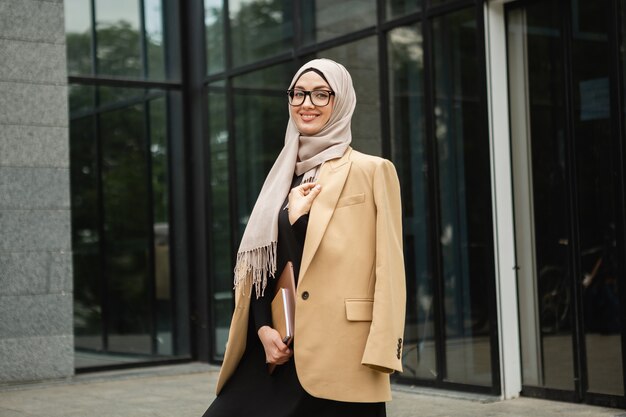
[2,0,626,410]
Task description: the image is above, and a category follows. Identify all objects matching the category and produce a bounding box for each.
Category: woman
[203,58,405,417]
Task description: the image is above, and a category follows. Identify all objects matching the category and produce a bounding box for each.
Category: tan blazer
[215,147,406,403]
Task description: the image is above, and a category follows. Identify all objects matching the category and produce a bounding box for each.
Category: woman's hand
[257,326,292,365]
[288,183,322,225]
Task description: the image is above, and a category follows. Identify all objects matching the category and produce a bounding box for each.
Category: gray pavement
[0,363,624,417]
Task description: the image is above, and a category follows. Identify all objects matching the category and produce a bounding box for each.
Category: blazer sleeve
[361,159,406,374]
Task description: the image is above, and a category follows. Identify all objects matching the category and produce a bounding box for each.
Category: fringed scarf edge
[233,241,278,299]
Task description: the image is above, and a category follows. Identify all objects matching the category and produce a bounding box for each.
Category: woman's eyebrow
[293,84,330,90]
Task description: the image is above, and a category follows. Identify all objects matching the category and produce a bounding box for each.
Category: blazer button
[302,291,310,300]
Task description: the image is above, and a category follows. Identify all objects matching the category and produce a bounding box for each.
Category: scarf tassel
[234,241,278,298]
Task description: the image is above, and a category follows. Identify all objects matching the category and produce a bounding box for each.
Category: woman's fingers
[270,337,291,359]
[298,182,318,192]
[287,182,322,224]
[267,345,291,364]
[305,184,321,201]
[258,326,292,364]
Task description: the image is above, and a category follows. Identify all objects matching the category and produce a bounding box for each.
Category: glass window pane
[100,103,152,356]
[208,81,231,358]
[149,97,172,356]
[230,0,293,67]
[98,86,150,108]
[205,0,225,74]
[388,24,434,380]
[95,0,142,77]
[145,0,166,79]
[310,37,381,156]
[428,0,454,7]
[71,116,104,359]
[387,0,420,20]
[65,0,93,75]
[573,0,623,396]
[69,84,95,118]
[69,86,187,367]
[301,0,376,45]
[233,63,295,236]
[432,7,494,386]
[508,3,574,390]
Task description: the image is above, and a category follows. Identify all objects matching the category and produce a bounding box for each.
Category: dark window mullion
[609,0,626,397]
[139,0,148,78]
[223,0,232,71]
[90,0,98,75]
[94,102,109,354]
[422,10,448,386]
[143,98,159,356]
[69,91,166,120]
[222,0,239,286]
[377,0,391,159]
[560,0,586,401]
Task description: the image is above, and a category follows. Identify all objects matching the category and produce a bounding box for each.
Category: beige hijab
[234,58,357,297]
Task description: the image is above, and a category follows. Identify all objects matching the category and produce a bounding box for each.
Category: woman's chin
[298,126,323,136]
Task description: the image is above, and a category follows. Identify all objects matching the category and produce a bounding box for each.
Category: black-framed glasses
[287,89,335,107]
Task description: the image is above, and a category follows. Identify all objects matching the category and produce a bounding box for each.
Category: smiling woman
[288,71,335,136]
[202,58,406,417]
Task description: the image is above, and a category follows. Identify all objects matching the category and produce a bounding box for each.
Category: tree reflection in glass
[229,0,293,67]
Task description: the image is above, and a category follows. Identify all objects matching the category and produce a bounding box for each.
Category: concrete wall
[0,0,73,382]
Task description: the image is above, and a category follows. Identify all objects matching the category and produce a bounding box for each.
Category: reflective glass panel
[428,0,455,7]
[388,25,434,380]
[301,0,376,45]
[309,37,381,156]
[208,81,232,358]
[229,0,293,67]
[205,0,225,74]
[71,115,103,354]
[69,84,95,117]
[509,0,625,395]
[233,63,295,237]
[95,0,142,77]
[70,88,186,367]
[387,0,420,20]
[573,0,623,396]
[508,2,574,390]
[432,7,494,386]
[100,103,152,356]
[148,97,172,356]
[98,86,152,109]
[145,0,166,79]
[65,0,92,75]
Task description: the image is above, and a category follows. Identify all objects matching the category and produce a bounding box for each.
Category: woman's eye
[313,92,328,100]
[294,91,305,98]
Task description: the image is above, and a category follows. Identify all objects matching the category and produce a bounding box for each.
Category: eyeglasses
[287,89,335,107]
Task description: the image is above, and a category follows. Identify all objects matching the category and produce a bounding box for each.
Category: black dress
[203,175,386,417]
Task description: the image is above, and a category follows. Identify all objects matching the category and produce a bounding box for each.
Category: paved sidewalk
[0,363,624,417]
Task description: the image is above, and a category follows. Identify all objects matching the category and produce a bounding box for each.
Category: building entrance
[507,0,626,407]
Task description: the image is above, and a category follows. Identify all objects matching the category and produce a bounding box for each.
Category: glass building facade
[65,0,190,368]
[203,0,499,393]
[62,0,626,408]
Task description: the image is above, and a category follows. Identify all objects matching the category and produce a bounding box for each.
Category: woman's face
[290,71,334,136]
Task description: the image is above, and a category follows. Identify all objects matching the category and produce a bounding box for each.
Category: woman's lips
[300,114,319,122]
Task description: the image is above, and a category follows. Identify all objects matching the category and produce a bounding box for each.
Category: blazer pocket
[336,192,365,208]
[345,298,374,321]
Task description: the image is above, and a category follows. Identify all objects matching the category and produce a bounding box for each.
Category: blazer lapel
[298,148,352,284]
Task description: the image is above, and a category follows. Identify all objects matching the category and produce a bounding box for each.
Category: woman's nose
[302,94,315,107]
